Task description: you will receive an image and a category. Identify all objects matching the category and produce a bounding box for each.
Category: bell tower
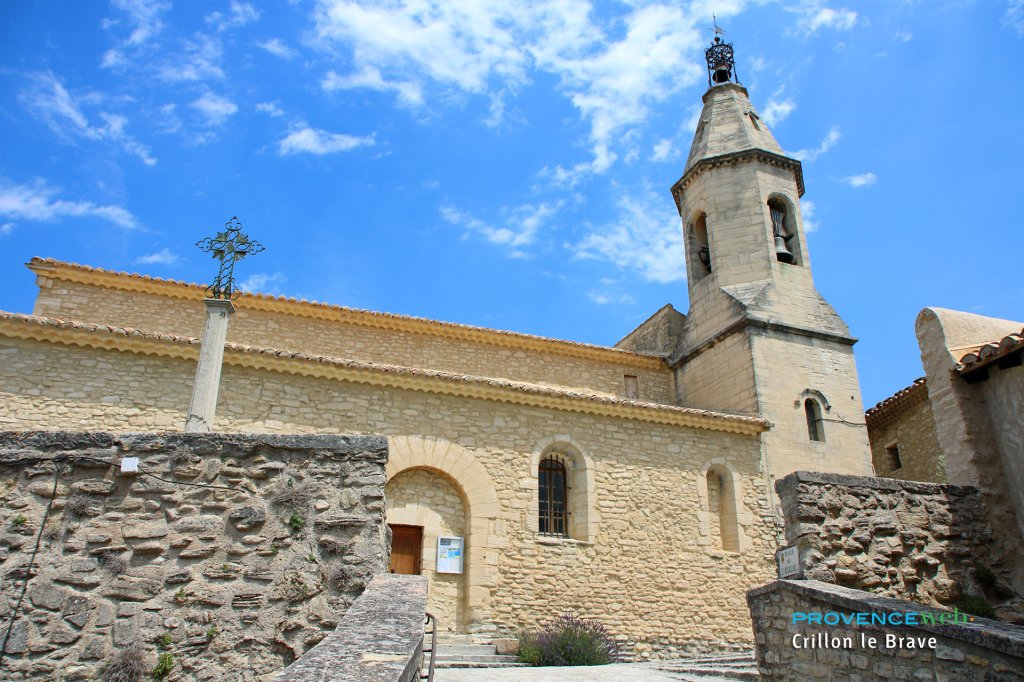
[669,35,872,481]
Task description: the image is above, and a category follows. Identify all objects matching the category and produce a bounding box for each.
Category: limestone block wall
[750,332,873,481]
[0,432,389,681]
[747,579,1024,681]
[30,275,674,403]
[775,472,1021,621]
[678,331,759,415]
[0,337,777,657]
[867,391,945,483]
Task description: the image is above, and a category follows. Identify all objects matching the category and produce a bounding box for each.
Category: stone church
[0,39,873,656]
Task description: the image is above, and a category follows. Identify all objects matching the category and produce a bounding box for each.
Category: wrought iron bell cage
[705,37,738,87]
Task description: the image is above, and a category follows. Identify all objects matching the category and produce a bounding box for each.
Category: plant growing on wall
[152,653,174,678]
[104,641,146,682]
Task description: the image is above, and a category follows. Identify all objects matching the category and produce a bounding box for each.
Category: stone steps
[431,641,529,669]
[654,652,759,680]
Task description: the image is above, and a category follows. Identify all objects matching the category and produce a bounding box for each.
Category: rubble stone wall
[0,431,389,681]
[747,579,1024,681]
[775,471,1021,620]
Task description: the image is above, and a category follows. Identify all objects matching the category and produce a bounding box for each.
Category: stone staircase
[653,652,759,680]
[432,635,528,669]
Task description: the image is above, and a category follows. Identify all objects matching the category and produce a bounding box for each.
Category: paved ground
[434,662,690,681]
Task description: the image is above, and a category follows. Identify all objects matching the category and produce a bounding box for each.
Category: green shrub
[957,594,996,619]
[152,653,174,678]
[157,633,173,649]
[287,513,305,532]
[516,614,622,666]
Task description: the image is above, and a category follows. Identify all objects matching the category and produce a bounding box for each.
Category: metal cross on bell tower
[705,16,739,88]
[185,216,265,433]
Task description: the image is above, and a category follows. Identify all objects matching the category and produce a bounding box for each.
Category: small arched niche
[804,398,825,442]
[688,212,712,281]
[767,195,804,266]
[702,464,740,553]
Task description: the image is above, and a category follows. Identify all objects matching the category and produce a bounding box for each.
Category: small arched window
[805,398,824,442]
[705,466,740,552]
[539,456,569,537]
[691,213,711,280]
[768,198,797,265]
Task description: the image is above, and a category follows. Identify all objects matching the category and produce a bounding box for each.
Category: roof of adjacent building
[865,377,928,427]
[956,327,1024,375]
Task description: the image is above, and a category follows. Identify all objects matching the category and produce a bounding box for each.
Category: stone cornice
[671,149,805,214]
[672,316,856,368]
[0,312,767,436]
[27,258,667,371]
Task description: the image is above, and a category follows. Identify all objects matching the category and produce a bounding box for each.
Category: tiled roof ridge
[956,327,1024,373]
[865,377,928,424]
[27,257,664,365]
[0,311,767,431]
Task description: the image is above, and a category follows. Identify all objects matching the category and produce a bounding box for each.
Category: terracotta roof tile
[865,378,928,426]
[957,328,1024,373]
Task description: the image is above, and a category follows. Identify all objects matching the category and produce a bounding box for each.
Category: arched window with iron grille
[538,456,569,537]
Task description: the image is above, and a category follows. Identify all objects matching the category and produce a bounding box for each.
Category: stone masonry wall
[775,472,1022,622]
[0,432,389,681]
[0,337,777,658]
[868,395,945,483]
[747,579,1024,681]
[31,277,674,404]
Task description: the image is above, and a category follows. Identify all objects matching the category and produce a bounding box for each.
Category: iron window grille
[539,455,570,537]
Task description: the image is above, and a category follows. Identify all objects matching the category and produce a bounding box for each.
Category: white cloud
[278,126,375,155]
[802,199,818,233]
[259,38,298,60]
[571,184,685,284]
[790,126,841,162]
[191,91,238,125]
[842,172,877,188]
[761,98,796,126]
[894,31,912,42]
[749,56,767,73]
[322,68,423,107]
[0,222,14,236]
[1006,1,1024,34]
[650,138,675,162]
[313,1,710,178]
[0,179,137,229]
[206,2,260,31]
[135,248,179,265]
[159,34,225,82]
[441,201,562,256]
[797,6,858,33]
[256,101,284,117]
[19,72,156,165]
[239,271,288,295]
[587,280,636,306]
[108,0,171,47]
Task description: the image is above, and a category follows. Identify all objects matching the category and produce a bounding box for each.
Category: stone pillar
[185,299,234,433]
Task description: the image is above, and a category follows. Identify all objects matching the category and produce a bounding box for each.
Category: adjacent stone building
[0,40,875,657]
[866,307,1024,594]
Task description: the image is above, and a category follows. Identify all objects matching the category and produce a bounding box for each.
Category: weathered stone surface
[102,575,162,601]
[123,520,169,539]
[30,583,66,611]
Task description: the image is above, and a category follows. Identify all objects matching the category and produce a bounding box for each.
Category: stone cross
[185,217,264,433]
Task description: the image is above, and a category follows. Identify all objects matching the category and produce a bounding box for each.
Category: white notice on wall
[437,536,464,574]
[777,545,800,579]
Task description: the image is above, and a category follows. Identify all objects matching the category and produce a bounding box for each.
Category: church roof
[27,258,666,370]
[0,310,768,435]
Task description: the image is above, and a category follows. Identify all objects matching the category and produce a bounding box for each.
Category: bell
[774,235,795,264]
[712,64,731,84]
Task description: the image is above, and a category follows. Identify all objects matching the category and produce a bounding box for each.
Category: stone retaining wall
[775,471,1020,619]
[272,574,427,682]
[0,431,389,681]
[747,579,1024,681]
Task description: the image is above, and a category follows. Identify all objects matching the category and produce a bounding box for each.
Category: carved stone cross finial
[196,216,264,299]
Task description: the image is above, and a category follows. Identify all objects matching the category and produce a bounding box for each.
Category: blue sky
[1,0,1022,408]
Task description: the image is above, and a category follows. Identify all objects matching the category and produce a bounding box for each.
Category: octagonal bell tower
[669,36,872,482]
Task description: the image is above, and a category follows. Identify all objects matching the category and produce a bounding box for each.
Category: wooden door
[389,524,423,575]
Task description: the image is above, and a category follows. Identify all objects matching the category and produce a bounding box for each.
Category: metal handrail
[421,612,437,681]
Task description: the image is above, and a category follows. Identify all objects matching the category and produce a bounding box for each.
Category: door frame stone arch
[386,435,505,634]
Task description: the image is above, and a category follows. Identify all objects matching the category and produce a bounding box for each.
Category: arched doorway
[386,468,467,632]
